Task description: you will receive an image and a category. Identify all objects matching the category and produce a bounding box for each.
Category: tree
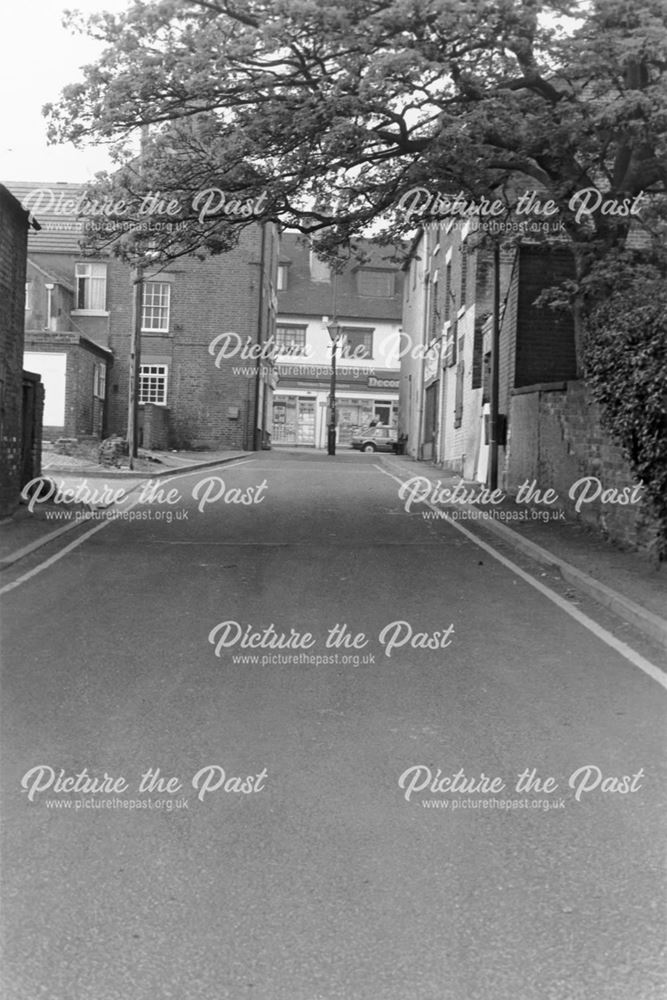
[46,0,666,293]
[584,262,667,558]
[46,0,667,547]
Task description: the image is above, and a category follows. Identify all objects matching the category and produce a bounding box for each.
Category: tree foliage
[584,265,667,558]
[45,0,667,268]
[46,0,667,548]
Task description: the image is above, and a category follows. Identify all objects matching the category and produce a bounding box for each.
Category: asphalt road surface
[1,450,666,1000]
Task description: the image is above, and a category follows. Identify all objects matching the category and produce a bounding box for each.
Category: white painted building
[272,235,404,449]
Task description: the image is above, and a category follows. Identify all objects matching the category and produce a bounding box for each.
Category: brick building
[24,256,111,440]
[272,234,403,448]
[400,222,657,551]
[0,185,43,518]
[9,181,278,452]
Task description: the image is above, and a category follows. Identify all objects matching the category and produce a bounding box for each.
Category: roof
[27,257,75,292]
[0,182,31,226]
[5,181,88,253]
[278,232,403,321]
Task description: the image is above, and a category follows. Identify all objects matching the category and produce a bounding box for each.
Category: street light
[327,321,342,455]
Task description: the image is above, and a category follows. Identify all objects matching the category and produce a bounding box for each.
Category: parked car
[350,426,399,453]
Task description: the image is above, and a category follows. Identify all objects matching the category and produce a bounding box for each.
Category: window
[341,326,373,360]
[460,250,468,308]
[277,264,288,291]
[429,270,440,341]
[357,269,394,297]
[444,316,457,368]
[454,359,465,428]
[309,251,330,282]
[139,364,168,405]
[275,325,307,355]
[142,281,171,332]
[472,318,486,390]
[93,363,106,400]
[25,281,32,311]
[75,262,107,311]
[444,263,452,321]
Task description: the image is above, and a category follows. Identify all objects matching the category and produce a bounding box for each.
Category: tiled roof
[278,233,403,321]
[5,181,88,254]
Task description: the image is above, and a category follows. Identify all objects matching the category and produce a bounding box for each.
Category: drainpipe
[488,240,500,489]
[128,265,143,467]
[416,230,430,460]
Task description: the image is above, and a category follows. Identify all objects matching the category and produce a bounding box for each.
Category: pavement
[0,448,251,570]
[3,447,665,650]
[380,454,667,650]
[1,449,665,1000]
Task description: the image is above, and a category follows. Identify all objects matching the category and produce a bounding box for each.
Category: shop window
[142,281,171,332]
[139,364,168,405]
[75,262,107,311]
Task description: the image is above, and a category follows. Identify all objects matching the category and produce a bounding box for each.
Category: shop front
[272,367,399,449]
[272,394,317,446]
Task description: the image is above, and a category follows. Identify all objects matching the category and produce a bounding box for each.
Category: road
[1,450,665,1000]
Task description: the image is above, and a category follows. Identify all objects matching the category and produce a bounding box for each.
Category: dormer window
[309,250,330,283]
[357,268,394,297]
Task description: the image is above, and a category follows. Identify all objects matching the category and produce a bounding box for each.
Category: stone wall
[507,381,659,553]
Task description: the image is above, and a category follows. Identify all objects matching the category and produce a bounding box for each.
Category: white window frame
[275,324,308,355]
[141,281,171,333]
[139,364,168,406]
[93,363,106,400]
[341,326,374,360]
[74,262,107,313]
[277,264,288,291]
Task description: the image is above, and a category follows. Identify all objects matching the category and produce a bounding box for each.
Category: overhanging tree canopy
[46,0,667,269]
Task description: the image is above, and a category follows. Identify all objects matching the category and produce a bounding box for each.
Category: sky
[1,0,132,184]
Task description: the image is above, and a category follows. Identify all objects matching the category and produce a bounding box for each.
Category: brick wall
[0,187,29,517]
[21,372,44,485]
[140,403,169,450]
[24,336,108,439]
[105,225,274,450]
[508,381,659,552]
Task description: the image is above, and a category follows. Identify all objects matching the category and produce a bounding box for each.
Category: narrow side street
[1,452,665,1000]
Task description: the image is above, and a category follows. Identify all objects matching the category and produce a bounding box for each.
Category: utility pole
[127,125,149,469]
[127,267,143,468]
[488,240,500,490]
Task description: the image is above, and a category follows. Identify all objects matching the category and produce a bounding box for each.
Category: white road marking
[375,464,667,690]
[0,460,254,596]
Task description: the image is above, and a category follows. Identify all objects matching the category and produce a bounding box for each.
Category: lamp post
[327,322,341,455]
